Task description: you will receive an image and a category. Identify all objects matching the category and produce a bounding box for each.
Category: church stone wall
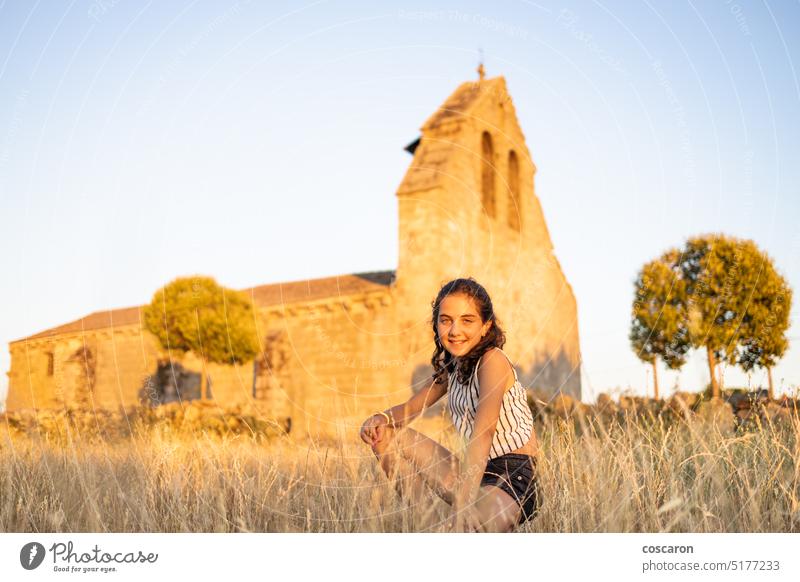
[7,341,56,410]
[6,289,404,440]
[256,291,403,440]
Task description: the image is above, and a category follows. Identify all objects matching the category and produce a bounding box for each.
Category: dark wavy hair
[430,277,506,387]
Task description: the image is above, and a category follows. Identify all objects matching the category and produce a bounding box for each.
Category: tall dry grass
[1,410,798,532]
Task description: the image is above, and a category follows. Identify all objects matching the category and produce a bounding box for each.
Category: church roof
[12,270,395,343]
[242,270,394,307]
[15,306,145,343]
[398,75,520,195]
[422,76,506,131]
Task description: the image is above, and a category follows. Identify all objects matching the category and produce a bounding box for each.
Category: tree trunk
[706,346,720,399]
[767,367,774,401]
[651,358,660,401]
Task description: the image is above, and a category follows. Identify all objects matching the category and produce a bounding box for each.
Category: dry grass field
[1,401,799,533]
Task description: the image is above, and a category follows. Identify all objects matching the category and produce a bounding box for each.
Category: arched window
[481,132,496,218]
[507,150,521,231]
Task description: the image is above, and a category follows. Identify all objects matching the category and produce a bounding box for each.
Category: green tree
[677,234,792,399]
[630,249,690,399]
[733,249,793,399]
[143,276,259,402]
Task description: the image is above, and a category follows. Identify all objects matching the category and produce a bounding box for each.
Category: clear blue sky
[1,0,798,407]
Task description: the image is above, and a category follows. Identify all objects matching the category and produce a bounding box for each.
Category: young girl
[359,277,542,532]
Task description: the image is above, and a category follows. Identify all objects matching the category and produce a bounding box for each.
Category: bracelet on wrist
[373,410,395,428]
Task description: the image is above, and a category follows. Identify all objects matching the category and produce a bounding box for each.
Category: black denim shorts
[480,453,542,525]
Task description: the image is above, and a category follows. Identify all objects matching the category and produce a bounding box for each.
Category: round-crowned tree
[731,247,792,399]
[677,234,793,399]
[143,276,259,401]
[629,248,691,400]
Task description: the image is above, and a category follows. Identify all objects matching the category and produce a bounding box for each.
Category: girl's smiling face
[436,293,493,358]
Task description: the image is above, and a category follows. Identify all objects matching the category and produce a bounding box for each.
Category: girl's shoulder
[475,347,516,381]
[477,346,513,367]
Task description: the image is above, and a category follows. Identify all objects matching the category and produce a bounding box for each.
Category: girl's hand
[448,504,483,533]
[359,414,387,446]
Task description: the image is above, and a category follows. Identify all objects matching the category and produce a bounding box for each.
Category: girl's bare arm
[455,349,514,506]
[383,375,448,428]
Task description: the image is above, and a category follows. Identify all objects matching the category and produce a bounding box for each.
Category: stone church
[6,72,582,438]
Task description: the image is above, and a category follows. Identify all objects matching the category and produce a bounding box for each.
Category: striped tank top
[447,347,534,460]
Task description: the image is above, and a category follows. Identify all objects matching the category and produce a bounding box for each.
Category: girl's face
[436,293,492,359]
